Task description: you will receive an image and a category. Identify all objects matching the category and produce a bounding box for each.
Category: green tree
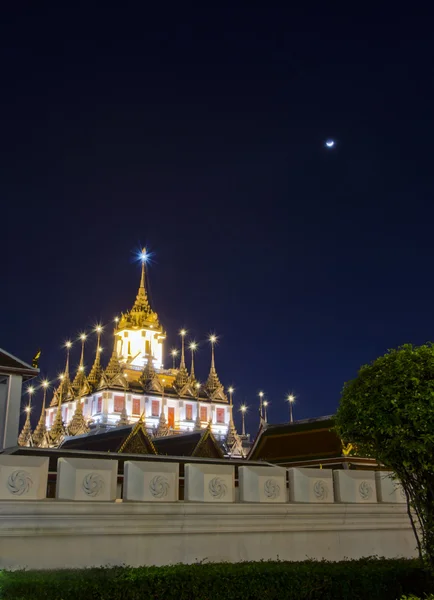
[335,343,434,569]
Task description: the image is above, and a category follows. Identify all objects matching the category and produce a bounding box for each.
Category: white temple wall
[0,501,417,570]
[0,459,418,570]
[44,393,231,437]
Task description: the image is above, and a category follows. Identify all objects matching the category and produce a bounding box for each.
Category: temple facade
[23,250,244,457]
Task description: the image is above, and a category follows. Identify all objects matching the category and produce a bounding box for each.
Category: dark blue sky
[2,6,434,435]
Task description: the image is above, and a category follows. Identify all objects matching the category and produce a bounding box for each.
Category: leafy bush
[1,557,433,600]
[335,343,434,569]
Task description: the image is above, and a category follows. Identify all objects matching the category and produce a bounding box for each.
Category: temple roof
[0,348,39,380]
[153,428,224,459]
[60,421,157,455]
[247,415,341,463]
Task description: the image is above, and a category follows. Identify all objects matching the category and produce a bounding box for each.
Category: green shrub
[1,557,433,600]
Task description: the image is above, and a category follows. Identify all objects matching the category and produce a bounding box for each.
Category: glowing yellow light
[228,386,234,394]
[79,365,84,372]
[195,382,201,389]
[180,329,186,337]
[65,341,72,349]
[171,349,178,357]
[24,406,31,413]
[189,342,197,351]
[59,374,64,381]
[259,391,264,398]
[263,400,269,407]
[98,347,103,353]
[27,386,34,395]
[240,404,247,413]
[114,316,119,323]
[80,333,87,341]
[209,334,217,343]
[95,325,103,333]
[287,394,295,403]
[42,380,49,388]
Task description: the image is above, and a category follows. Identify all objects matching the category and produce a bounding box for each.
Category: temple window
[186,404,193,420]
[114,395,125,413]
[151,400,159,417]
[132,398,141,415]
[216,408,225,424]
[200,406,207,422]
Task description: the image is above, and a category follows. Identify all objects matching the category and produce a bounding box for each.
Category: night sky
[2,7,434,436]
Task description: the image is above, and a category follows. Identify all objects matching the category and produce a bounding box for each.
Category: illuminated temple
[21,250,244,457]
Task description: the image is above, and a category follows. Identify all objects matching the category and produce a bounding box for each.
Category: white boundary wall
[0,501,417,570]
[0,458,418,570]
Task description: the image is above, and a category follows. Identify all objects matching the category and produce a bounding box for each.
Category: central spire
[132,248,151,313]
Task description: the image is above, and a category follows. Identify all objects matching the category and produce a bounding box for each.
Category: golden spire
[57,341,74,400]
[18,386,34,447]
[18,406,32,447]
[174,329,189,389]
[33,381,49,446]
[72,334,87,394]
[155,409,169,437]
[67,399,89,436]
[87,325,103,390]
[189,341,197,385]
[205,334,223,395]
[105,334,122,381]
[132,248,151,313]
[117,405,129,427]
[49,386,66,446]
[140,352,157,387]
[226,387,241,451]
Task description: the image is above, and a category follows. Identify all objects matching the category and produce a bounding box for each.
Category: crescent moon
[326,140,335,148]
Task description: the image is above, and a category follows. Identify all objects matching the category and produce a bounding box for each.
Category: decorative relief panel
[208,477,227,499]
[358,481,373,500]
[149,475,170,499]
[264,478,280,500]
[82,473,105,498]
[7,470,33,496]
[313,479,328,501]
[0,457,49,500]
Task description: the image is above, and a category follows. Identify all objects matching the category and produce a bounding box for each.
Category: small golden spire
[174,329,189,389]
[104,334,122,381]
[87,325,103,390]
[155,409,169,437]
[67,399,89,436]
[49,387,66,446]
[117,405,129,427]
[18,406,33,447]
[72,334,87,394]
[205,334,223,395]
[33,381,49,446]
[189,341,197,385]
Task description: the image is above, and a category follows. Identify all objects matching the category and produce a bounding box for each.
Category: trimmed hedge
[1,558,433,600]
